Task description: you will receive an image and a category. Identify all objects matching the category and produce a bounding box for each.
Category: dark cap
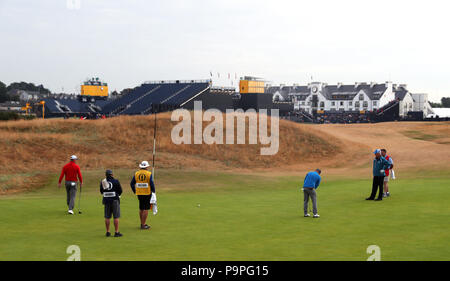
[105,169,113,176]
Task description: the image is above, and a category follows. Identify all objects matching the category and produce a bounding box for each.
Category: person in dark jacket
[100,170,123,237]
[366,149,392,201]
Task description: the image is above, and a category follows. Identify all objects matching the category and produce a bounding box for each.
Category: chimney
[337,82,343,89]
[354,82,360,89]
[370,82,376,88]
[385,81,392,89]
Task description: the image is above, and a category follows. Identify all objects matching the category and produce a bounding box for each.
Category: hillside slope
[313,121,450,171]
[0,113,342,193]
[2,115,448,194]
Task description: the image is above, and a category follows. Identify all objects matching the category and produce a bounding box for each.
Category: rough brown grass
[0,113,342,193]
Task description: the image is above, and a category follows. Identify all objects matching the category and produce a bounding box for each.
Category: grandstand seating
[102,82,210,115]
[373,99,400,122]
[43,99,64,113]
[101,84,159,114]
[296,109,314,122]
[43,97,107,117]
[115,84,162,115]
[375,99,399,116]
[42,81,210,117]
[163,83,208,106]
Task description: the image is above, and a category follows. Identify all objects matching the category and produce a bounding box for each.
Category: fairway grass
[0,170,449,261]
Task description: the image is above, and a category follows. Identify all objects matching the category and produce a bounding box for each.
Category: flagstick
[152,105,157,180]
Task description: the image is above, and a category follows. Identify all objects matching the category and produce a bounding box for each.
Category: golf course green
[1,169,449,261]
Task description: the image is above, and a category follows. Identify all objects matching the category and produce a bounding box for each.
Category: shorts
[384,176,389,182]
[104,200,121,219]
[138,195,151,210]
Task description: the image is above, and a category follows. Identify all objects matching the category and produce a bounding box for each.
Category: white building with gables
[266,82,434,117]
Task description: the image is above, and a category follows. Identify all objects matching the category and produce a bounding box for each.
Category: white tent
[428,108,450,118]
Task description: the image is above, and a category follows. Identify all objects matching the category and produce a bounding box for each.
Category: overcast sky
[0,0,449,101]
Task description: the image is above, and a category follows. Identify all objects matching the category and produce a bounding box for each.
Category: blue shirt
[373,156,391,177]
[303,171,321,189]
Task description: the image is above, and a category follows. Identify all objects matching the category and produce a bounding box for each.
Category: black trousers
[369,176,384,199]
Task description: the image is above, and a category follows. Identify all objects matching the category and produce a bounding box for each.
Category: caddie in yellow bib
[130,161,156,230]
[134,169,152,195]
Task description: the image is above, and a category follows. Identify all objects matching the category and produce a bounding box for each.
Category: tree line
[430,97,450,108]
[0,80,51,103]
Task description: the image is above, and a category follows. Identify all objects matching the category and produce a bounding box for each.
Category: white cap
[139,161,150,168]
[70,155,78,160]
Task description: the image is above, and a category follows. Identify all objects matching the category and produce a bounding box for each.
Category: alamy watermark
[366,245,381,261]
[66,245,81,261]
[171,101,279,155]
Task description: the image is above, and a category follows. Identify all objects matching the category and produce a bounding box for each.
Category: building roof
[322,84,387,100]
[394,87,409,100]
[293,93,311,101]
[267,85,310,99]
[268,82,389,101]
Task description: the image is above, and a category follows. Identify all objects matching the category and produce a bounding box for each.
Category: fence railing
[142,79,211,85]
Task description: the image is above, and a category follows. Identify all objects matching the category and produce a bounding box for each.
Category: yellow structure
[80,77,109,97]
[239,77,265,94]
[35,101,45,119]
[21,103,32,115]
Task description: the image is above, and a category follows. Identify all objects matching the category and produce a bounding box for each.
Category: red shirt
[384,155,391,176]
[59,161,83,184]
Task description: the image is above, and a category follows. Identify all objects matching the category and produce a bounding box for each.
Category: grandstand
[42,97,108,117]
[101,80,210,115]
[41,80,212,117]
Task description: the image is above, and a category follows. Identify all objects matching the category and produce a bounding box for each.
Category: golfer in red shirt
[58,155,83,214]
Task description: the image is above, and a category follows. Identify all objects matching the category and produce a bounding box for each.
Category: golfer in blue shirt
[303,169,322,218]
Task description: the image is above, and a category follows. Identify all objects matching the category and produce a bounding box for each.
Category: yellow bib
[134,170,152,195]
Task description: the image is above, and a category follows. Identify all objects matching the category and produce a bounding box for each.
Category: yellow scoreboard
[239,78,265,94]
[81,85,108,97]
